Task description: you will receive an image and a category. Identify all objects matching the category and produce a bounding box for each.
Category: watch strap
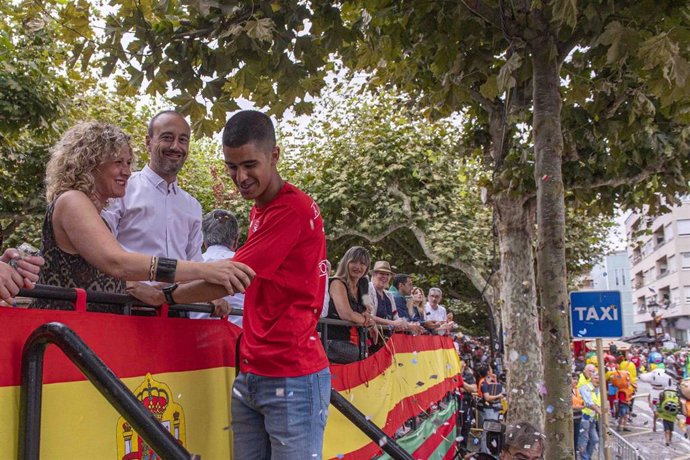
[163,283,179,305]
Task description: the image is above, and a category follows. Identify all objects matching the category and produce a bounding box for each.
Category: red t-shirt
[232,182,329,377]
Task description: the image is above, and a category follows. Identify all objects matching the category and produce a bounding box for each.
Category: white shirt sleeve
[101,198,124,237]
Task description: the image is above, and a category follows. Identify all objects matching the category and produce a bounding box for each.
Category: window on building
[685,287,690,304]
[643,240,653,256]
[672,287,680,307]
[683,252,690,270]
[678,219,690,236]
[665,224,674,241]
[669,255,676,273]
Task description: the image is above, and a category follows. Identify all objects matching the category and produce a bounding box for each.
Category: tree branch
[327,223,408,243]
[567,167,663,191]
[556,28,586,64]
[469,87,501,113]
[386,184,498,309]
[460,0,503,30]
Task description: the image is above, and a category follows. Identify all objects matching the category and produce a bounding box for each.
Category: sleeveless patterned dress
[29,201,126,313]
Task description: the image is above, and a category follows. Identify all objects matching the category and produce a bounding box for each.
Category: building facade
[626,201,690,346]
[587,251,645,337]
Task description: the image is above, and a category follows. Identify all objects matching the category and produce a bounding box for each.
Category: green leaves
[593,21,629,65]
[639,33,690,87]
[245,18,275,42]
[551,0,578,29]
[497,53,523,94]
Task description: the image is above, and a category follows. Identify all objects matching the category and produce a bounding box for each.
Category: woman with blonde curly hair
[31,121,254,313]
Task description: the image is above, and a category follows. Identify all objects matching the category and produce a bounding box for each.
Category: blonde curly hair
[45,122,133,205]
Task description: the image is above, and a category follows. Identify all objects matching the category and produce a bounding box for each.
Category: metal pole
[596,338,612,460]
[18,322,191,460]
[330,390,414,460]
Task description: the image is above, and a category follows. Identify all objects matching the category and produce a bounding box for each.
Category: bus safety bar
[18,322,193,460]
[16,287,414,459]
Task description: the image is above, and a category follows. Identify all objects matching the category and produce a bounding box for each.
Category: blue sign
[570,290,623,339]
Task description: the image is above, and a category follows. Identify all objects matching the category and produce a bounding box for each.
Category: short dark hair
[392,274,411,290]
[147,110,187,136]
[222,110,276,150]
[202,209,239,248]
[503,421,544,454]
[476,364,491,378]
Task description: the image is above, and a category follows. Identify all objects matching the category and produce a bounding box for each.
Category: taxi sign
[570,290,622,339]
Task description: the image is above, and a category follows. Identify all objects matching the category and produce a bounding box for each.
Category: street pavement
[602,380,690,459]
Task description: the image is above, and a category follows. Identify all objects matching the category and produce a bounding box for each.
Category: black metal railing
[18,322,192,460]
[18,284,219,316]
[14,285,415,460]
[330,391,414,460]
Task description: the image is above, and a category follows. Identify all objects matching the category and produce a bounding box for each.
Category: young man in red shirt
[222,110,330,459]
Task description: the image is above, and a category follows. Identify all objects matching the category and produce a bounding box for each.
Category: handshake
[0,243,45,305]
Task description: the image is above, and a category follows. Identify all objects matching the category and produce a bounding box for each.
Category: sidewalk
[611,412,690,460]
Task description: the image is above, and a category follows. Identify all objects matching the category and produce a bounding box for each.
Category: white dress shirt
[101,165,203,262]
[188,245,245,326]
[425,302,448,322]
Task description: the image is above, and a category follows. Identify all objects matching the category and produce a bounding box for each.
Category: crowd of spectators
[0,110,514,459]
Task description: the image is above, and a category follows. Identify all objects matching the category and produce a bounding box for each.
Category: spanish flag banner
[0,307,239,459]
[0,308,460,459]
[324,334,462,459]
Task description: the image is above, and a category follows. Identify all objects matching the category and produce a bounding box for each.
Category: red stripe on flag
[333,382,460,460]
[0,308,239,386]
[411,413,456,459]
[331,334,455,391]
[442,443,457,460]
[382,378,460,434]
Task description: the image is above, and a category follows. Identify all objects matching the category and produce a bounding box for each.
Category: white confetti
[276,388,285,397]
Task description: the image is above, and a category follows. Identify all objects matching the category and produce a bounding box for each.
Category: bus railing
[15,285,414,460]
[19,322,193,460]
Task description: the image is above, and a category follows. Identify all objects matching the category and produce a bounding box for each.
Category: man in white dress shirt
[189,209,245,326]
[102,111,223,316]
[102,111,203,263]
[424,287,448,332]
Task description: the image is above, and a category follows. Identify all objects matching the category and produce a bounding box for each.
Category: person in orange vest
[572,372,585,450]
[611,370,633,431]
[476,364,505,427]
[619,352,638,415]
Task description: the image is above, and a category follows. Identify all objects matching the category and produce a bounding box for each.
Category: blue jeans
[231,368,331,460]
[577,416,599,460]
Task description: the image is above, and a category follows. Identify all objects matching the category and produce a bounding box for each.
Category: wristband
[148,256,158,281]
[155,257,177,283]
[162,283,179,305]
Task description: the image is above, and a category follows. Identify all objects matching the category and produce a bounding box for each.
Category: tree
[0,1,156,247]
[76,1,690,456]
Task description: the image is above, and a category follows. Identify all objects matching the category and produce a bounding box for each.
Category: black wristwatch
[162,283,179,305]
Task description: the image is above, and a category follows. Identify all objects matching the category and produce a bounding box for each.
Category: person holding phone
[0,246,44,305]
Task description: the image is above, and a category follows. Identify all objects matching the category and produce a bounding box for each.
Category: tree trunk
[531,33,573,458]
[494,195,544,428]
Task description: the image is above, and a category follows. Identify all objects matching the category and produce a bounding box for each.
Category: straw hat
[372,261,394,274]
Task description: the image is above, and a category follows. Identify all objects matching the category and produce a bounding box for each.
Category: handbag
[326,339,360,364]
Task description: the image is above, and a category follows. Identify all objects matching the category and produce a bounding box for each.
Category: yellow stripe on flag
[323,346,461,458]
[1,367,235,458]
